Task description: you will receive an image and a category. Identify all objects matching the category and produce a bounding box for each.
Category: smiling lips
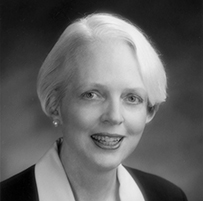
[91,133,124,150]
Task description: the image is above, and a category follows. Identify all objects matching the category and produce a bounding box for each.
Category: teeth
[91,135,122,144]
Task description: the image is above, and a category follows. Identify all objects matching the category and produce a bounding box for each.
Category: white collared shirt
[35,141,145,201]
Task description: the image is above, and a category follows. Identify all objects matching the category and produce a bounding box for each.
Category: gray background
[1,0,202,200]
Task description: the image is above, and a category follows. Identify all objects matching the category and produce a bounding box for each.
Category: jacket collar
[35,140,145,201]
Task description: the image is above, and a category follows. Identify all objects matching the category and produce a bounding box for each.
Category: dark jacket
[1,165,188,201]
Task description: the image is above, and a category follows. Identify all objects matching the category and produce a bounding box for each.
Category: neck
[60,141,119,201]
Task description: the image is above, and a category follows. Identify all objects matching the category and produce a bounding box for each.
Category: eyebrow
[122,88,148,100]
[76,83,147,95]
[78,83,106,90]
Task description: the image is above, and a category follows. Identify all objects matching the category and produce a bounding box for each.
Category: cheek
[125,110,148,136]
[61,104,100,131]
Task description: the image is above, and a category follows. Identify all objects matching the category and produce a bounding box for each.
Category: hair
[37,13,167,117]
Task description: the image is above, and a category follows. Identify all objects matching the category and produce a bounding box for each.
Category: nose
[101,100,124,125]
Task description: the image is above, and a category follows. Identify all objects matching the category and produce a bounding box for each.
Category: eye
[81,91,99,100]
[125,94,143,105]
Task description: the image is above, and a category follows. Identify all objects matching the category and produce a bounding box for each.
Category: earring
[53,119,60,127]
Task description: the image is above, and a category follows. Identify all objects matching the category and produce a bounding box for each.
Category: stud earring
[53,119,60,127]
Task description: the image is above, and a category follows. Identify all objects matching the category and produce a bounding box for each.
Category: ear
[48,90,63,124]
[51,106,63,124]
[146,104,159,124]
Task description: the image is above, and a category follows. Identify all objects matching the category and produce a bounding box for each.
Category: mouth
[91,133,124,150]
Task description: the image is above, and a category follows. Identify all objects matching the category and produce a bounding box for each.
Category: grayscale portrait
[1,1,202,201]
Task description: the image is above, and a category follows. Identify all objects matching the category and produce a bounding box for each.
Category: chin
[94,162,120,172]
[90,153,125,172]
[86,141,135,171]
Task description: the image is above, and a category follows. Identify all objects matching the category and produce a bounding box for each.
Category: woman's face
[59,40,154,171]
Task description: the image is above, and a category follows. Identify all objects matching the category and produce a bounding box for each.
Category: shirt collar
[35,140,145,201]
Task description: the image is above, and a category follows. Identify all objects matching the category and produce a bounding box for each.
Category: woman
[1,13,187,201]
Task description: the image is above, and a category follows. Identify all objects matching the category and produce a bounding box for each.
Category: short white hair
[37,13,167,117]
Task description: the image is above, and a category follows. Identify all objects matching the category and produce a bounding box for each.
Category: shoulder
[0,165,39,201]
[125,166,188,201]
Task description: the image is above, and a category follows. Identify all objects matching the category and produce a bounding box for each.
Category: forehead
[68,40,146,92]
[73,39,136,73]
